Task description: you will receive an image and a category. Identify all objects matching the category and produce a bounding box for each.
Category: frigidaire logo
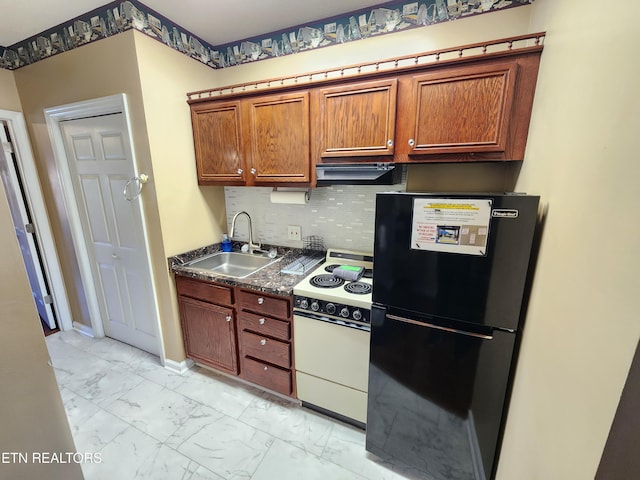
[492,209,519,218]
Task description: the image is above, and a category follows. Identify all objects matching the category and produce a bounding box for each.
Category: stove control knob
[299,298,308,309]
[311,301,320,312]
[325,303,336,315]
[340,307,350,318]
[352,309,362,321]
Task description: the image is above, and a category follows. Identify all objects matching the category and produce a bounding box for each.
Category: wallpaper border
[1,0,533,71]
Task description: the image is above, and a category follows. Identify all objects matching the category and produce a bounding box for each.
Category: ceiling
[0,0,384,47]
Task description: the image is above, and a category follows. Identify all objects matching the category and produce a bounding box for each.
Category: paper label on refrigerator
[411,198,492,255]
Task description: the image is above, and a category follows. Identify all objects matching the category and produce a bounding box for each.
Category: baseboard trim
[164,358,194,375]
[73,321,95,338]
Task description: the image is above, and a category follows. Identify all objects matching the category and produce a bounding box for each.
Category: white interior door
[0,122,57,329]
[60,113,159,355]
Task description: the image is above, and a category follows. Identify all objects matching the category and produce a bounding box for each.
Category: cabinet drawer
[176,276,233,306]
[239,311,290,341]
[242,356,292,396]
[238,290,290,320]
[241,331,291,368]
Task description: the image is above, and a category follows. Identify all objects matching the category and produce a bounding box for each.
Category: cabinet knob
[258,318,265,325]
[250,168,257,175]
[264,366,268,371]
[225,314,232,322]
[260,338,267,346]
[257,297,264,305]
[237,168,243,174]
[408,139,415,147]
[387,139,393,147]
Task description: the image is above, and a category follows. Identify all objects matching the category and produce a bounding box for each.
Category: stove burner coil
[324,264,340,273]
[363,268,373,279]
[344,282,372,295]
[310,274,345,288]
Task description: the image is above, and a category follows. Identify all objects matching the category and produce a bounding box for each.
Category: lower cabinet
[178,296,238,374]
[176,275,295,397]
[176,276,238,374]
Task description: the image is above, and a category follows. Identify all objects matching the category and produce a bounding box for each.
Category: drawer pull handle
[258,318,265,325]
[225,315,232,322]
[264,366,268,371]
[257,297,264,305]
[260,339,267,346]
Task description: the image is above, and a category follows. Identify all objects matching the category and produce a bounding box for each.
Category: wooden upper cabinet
[188,37,542,173]
[244,91,311,184]
[315,78,397,160]
[191,100,246,185]
[396,60,524,161]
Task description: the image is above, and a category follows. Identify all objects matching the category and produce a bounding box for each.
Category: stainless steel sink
[182,252,279,278]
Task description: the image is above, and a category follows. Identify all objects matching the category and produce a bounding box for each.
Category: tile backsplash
[224,175,406,253]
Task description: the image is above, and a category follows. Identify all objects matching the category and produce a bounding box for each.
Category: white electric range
[293,249,373,427]
[293,249,373,329]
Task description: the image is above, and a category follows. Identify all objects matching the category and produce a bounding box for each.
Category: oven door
[293,312,370,425]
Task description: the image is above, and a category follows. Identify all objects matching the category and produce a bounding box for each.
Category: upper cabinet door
[244,91,311,185]
[191,100,246,185]
[397,62,518,158]
[316,78,397,159]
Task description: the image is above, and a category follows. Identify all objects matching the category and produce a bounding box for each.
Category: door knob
[237,168,243,174]
[257,297,264,305]
[260,338,267,346]
[111,253,119,259]
[408,139,415,147]
[225,315,232,322]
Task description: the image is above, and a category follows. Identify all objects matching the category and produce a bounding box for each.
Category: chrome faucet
[230,211,261,255]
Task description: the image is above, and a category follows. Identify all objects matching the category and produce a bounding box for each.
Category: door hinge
[2,141,13,154]
[25,223,35,234]
[44,295,53,305]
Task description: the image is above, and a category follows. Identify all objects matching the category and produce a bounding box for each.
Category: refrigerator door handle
[386,313,493,340]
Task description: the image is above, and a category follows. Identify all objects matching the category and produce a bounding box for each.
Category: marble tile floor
[45,331,426,480]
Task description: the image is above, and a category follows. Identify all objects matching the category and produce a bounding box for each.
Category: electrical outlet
[287,225,301,241]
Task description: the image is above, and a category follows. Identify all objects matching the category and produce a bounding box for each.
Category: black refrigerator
[366,192,539,480]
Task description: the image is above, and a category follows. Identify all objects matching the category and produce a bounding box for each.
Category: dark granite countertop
[168,242,319,297]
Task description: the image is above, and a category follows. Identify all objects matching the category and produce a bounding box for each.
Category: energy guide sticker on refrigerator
[410,198,492,256]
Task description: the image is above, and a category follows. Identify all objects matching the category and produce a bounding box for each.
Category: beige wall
[0,69,22,111]
[0,181,81,479]
[133,32,223,360]
[133,32,223,256]
[496,0,640,478]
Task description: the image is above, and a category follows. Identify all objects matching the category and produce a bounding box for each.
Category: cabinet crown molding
[187,32,545,103]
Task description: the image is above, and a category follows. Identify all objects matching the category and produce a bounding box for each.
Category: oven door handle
[385,314,493,340]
